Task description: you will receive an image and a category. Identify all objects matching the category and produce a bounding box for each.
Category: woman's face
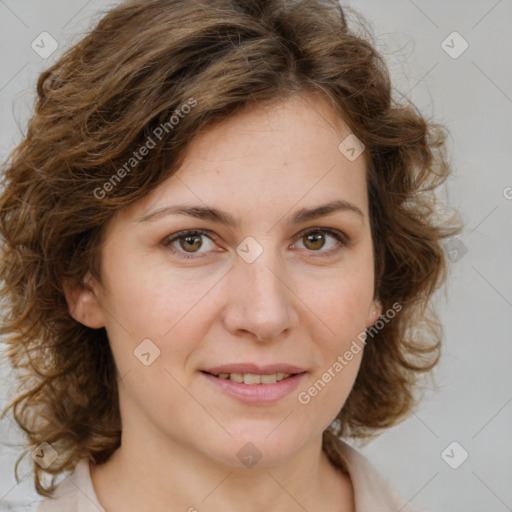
[69,93,381,467]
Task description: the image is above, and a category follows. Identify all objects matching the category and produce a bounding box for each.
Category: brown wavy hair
[0,0,460,497]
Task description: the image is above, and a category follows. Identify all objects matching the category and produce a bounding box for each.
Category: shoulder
[0,503,38,512]
[33,459,104,512]
[33,479,77,512]
[323,430,422,512]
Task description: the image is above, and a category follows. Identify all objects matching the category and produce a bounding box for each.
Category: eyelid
[162,227,350,259]
[295,226,350,246]
[162,229,217,259]
[293,226,351,256]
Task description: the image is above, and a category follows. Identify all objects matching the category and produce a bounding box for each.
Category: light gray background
[1,1,511,511]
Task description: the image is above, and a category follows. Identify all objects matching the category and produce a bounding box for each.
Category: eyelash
[162,227,350,260]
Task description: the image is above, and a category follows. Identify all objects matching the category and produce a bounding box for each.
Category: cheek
[99,256,225,380]
[102,250,217,334]
[295,252,373,415]
[304,262,375,347]
[297,277,368,421]
[298,355,361,423]
[100,232,375,373]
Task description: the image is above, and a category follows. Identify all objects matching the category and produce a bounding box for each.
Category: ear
[365,298,382,328]
[62,271,106,329]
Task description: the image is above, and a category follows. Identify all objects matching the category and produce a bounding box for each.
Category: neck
[90,422,353,512]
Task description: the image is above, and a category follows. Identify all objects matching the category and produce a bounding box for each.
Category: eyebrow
[136,199,364,227]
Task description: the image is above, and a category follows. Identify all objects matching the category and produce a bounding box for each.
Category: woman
[0,0,459,510]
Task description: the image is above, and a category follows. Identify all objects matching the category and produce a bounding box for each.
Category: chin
[203,427,312,469]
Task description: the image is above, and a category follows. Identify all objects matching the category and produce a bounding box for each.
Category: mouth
[200,370,297,384]
[199,364,307,404]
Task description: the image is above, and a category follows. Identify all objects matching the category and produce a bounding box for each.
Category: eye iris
[180,234,202,252]
[304,232,325,251]
[173,230,333,255]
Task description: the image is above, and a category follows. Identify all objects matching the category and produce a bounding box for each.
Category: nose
[221,249,298,342]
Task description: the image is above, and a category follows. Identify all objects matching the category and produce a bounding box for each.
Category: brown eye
[163,230,217,259]
[295,228,348,257]
[303,231,327,251]
[179,233,203,252]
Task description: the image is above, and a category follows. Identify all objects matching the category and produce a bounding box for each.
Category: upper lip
[202,363,307,375]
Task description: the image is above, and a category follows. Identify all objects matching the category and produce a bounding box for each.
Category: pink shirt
[34,436,420,511]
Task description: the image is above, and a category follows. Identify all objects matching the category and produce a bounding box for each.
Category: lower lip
[200,371,307,405]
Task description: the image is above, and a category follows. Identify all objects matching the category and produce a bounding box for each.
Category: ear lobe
[366,298,382,328]
[62,272,106,329]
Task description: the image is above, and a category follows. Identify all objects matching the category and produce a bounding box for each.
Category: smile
[204,371,292,384]
[200,370,307,404]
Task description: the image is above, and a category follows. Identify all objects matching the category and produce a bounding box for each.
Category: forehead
[115,93,369,227]
[185,93,352,165]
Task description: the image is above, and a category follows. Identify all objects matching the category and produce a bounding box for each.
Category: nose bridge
[237,232,285,289]
[223,237,296,341]
[244,250,285,302]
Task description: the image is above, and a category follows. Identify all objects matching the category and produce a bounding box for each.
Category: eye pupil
[304,232,325,251]
[167,228,342,259]
[180,234,202,252]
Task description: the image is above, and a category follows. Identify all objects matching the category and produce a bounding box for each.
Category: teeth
[214,372,292,384]
[244,373,261,384]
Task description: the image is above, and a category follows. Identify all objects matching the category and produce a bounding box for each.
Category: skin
[65,92,381,512]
